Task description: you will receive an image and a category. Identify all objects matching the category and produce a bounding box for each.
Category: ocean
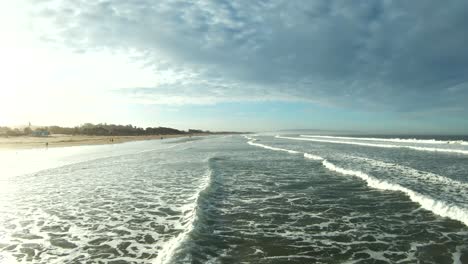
[0,134,467,263]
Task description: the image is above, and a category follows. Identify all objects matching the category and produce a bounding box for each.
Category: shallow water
[0,135,467,263]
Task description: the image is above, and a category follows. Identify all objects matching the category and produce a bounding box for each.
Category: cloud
[26,0,468,113]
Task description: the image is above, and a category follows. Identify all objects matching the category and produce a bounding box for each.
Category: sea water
[0,135,467,263]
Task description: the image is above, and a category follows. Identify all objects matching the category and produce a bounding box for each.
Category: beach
[0,134,199,149]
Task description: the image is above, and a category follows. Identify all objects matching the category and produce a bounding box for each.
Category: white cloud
[2,0,468,126]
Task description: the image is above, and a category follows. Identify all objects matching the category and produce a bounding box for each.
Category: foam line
[263,255,318,259]
[277,136,468,155]
[301,135,468,145]
[247,139,468,226]
[303,153,323,160]
[347,155,468,188]
[247,141,300,154]
[153,168,213,264]
[319,159,468,226]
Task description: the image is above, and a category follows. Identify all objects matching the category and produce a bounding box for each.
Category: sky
[1,0,468,134]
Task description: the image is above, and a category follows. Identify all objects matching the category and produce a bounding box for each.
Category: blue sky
[1,1,468,133]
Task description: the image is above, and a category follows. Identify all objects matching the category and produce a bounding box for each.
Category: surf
[301,135,468,145]
[276,135,468,155]
[247,140,300,154]
[343,155,468,189]
[246,138,468,226]
[154,167,213,264]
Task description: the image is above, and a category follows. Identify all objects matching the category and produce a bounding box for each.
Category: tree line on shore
[0,123,231,137]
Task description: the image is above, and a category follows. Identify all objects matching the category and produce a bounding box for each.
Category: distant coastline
[0,123,244,150]
[0,134,203,150]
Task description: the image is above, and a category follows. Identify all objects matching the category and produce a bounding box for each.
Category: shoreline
[0,134,205,150]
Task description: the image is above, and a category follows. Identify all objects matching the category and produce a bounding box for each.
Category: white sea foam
[247,140,300,154]
[263,255,318,259]
[248,140,468,226]
[320,160,468,226]
[277,136,468,155]
[346,155,468,189]
[154,168,213,264]
[453,246,465,264]
[301,135,468,145]
[303,153,323,160]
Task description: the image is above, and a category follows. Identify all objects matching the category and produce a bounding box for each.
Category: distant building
[32,130,50,137]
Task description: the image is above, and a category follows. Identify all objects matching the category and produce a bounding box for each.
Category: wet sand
[0,134,200,150]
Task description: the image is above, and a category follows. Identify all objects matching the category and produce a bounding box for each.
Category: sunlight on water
[0,139,178,179]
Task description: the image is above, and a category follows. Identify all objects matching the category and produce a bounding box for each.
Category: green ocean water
[0,135,467,263]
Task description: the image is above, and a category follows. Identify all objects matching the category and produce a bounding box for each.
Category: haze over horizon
[1,1,468,134]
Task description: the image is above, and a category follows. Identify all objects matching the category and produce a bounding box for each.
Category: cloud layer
[28,0,468,113]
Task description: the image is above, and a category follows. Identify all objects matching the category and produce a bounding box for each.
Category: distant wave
[301,135,468,145]
[247,140,300,154]
[244,136,254,140]
[345,155,468,189]
[154,167,213,264]
[246,138,468,226]
[276,136,468,155]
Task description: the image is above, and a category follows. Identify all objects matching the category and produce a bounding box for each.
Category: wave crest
[276,136,468,155]
[301,135,468,145]
[247,138,468,226]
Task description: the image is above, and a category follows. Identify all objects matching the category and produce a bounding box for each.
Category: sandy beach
[0,134,198,150]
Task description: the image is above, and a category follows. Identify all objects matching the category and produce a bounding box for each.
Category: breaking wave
[247,140,300,154]
[277,136,468,155]
[301,135,468,145]
[246,138,468,226]
[154,168,213,264]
